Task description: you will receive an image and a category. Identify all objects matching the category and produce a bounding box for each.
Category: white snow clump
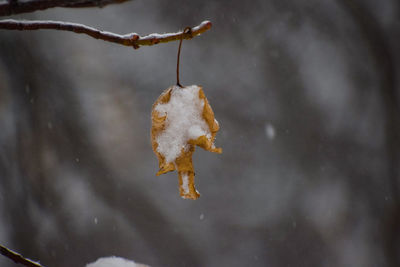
[86,256,148,267]
[181,173,190,194]
[155,85,211,163]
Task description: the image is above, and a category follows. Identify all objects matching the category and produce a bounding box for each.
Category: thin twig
[0,244,45,267]
[0,0,131,16]
[176,27,192,87]
[0,19,212,49]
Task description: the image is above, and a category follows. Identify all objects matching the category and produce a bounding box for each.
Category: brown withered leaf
[151,85,222,199]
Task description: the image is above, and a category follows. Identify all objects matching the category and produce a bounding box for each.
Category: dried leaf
[151,85,222,199]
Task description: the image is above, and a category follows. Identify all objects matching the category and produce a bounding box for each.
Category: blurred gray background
[0,0,399,266]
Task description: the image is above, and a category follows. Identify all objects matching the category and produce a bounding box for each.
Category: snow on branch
[86,256,150,267]
[0,244,45,267]
[0,0,131,16]
[0,19,212,49]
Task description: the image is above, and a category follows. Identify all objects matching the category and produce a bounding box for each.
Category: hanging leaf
[151,85,222,199]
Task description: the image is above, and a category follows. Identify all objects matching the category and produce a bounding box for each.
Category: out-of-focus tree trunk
[337,1,400,266]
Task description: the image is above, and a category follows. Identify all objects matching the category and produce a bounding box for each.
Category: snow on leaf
[151,85,222,200]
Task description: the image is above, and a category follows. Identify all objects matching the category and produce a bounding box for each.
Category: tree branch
[0,244,45,267]
[0,19,212,49]
[0,0,131,16]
